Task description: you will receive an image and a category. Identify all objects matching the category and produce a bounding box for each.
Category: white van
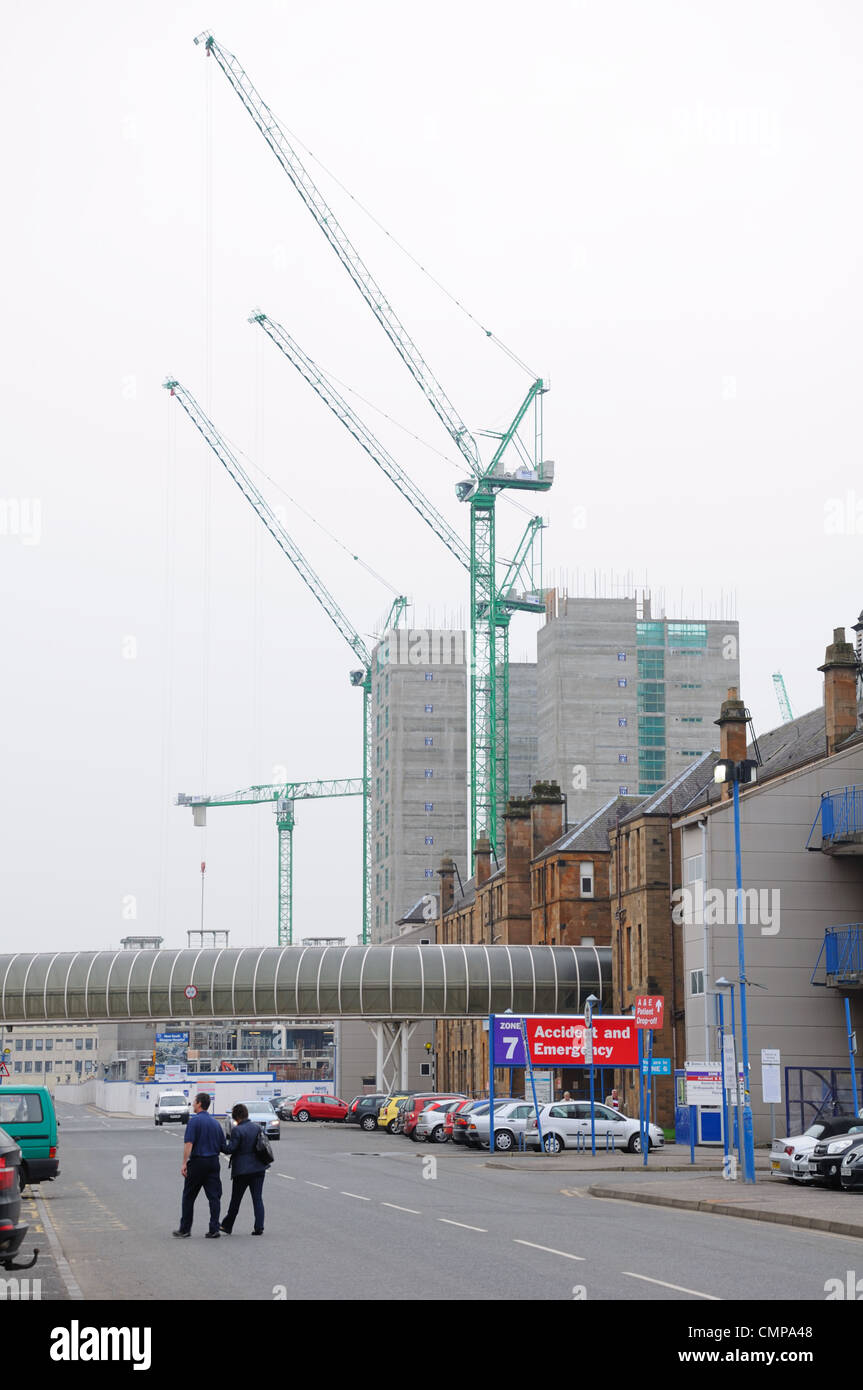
[154,1092,191,1126]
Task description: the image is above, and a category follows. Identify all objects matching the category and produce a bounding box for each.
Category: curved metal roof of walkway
[0,945,611,1023]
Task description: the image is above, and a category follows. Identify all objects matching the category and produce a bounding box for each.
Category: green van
[0,1086,60,1189]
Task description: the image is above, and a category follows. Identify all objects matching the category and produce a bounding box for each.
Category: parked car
[292,1094,349,1124]
[450,1100,488,1145]
[225,1099,281,1141]
[465,1101,537,1152]
[403,1094,464,1140]
[525,1101,663,1154]
[0,1086,60,1188]
[154,1091,191,1127]
[345,1095,389,1131]
[840,1134,863,1191]
[273,1098,294,1122]
[770,1116,863,1181]
[463,1098,532,1149]
[445,1099,480,1143]
[0,1126,36,1271]
[807,1122,863,1187]
[414,1099,466,1143]
[378,1095,414,1132]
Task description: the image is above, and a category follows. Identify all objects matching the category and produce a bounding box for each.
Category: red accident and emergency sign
[522,1016,639,1066]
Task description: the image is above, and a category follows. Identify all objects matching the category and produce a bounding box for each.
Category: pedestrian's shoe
[252,1228,264,1235]
[219,1223,232,1234]
[172,1229,191,1238]
[205,1230,220,1239]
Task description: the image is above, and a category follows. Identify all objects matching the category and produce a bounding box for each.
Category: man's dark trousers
[179,1155,222,1234]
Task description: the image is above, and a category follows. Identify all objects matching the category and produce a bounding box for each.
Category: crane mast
[165,379,399,944]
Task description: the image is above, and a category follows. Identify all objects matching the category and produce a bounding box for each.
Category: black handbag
[255,1125,275,1167]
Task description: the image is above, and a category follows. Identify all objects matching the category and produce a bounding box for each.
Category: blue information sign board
[641,1057,671,1076]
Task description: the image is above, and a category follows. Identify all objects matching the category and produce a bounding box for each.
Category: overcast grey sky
[2,2,861,954]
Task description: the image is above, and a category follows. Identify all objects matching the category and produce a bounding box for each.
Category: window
[689,970,705,996]
[424,769,434,779]
[14,1040,21,1052]
[636,620,664,645]
[385,707,389,728]
[425,672,433,681]
[385,805,389,825]
[0,1093,43,1123]
[637,682,665,714]
[425,704,433,714]
[618,678,627,688]
[385,771,389,795]
[617,651,627,662]
[420,1062,432,1076]
[619,785,629,795]
[425,737,433,747]
[385,869,389,890]
[75,1060,83,1074]
[668,622,707,649]
[618,717,627,728]
[580,937,595,946]
[637,649,664,680]
[25,1039,32,1052]
[376,714,381,736]
[679,716,703,724]
[24,1061,32,1073]
[618,753,628,764]
[638,718,666,747]
[34,1061,42,1073]
[425,836,433,846]
[684,854,704,884]
[45,1061,52,1073]
[45,1039,53,1052]
[86,1037,93,1050]
[35,1038,43,1051]
[424,869,434,879]
[424,802,434,813]
[580,862,594,898]
[385,738,389,760]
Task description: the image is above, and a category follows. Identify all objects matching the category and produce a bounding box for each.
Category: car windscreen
[160,1096,187,1106]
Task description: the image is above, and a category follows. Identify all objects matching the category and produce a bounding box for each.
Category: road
[25,1101,863,1302]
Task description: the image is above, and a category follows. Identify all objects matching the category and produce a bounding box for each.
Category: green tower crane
[194,32,553,864]
[249,310,545,829]
[164,377,406,944]
[177,778,363,945]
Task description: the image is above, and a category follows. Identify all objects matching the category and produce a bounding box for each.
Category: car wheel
[628,1133,652,1153]
[431,1126,447,1144]
[296,1110,310,1123]
[155,1118,162,1126]
[18,1167,27,1192]
[386,1120,397,1133]
[493,1130,515,1152]
[360,1114,377,1132]
[542,1133,562,1155]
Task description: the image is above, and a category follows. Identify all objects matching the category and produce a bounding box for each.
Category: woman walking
[220,1103,268,1235]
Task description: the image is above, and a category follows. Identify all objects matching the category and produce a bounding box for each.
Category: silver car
[465,1101,537,1152]
[770,1116,863,1181]
[414,1099,463,1143]
[225,1100,280,1142]
[525,1101,663,1154]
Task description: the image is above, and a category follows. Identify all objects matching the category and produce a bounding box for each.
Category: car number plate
[771,1159,780,1170]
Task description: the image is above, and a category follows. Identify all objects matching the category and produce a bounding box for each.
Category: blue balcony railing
[811,925,863,985]
[806,787,863,849]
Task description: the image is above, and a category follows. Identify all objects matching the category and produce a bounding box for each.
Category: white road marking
[513,1239,585,1261]
[439,1218,487,1232]
[277,1173,295,1180]
[340,1191,371,1201]
[306,1182,329,1189]
[622,1272,719,1300]
[381,1202,420,1214]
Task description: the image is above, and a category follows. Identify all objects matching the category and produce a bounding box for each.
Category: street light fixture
[713,760,758,1184]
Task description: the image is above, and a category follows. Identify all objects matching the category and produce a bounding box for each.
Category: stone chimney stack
[819,628,858,755]
[474,836,493,888]
[503,797,532,874]
[530,781,565,858]
[437,855,456,920]
[714,688,747,802]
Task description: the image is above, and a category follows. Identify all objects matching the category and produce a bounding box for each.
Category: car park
[525,1101,663,1154]
[403,1094,464,1140]
[377,1095,414,1132]
[840,1134,863,1191]
[465,1101,537,1151]
[769,1116,863,1181]
[345,1094,389,1131]
[0,1126,36,1271]
[154,1091,191,1126]
[292,1094,349,1124]
[225,1099,281,1141]
[0,1086,61,1188]
[414,1099,466,1143]
[807,1122,863,1187]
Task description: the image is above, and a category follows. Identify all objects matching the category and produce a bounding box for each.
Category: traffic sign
[583,998,593,1030]
[640,1056,671,1075]
[0,1062,9,1078]
[184,985,198,1000]
[635,995,664,1030]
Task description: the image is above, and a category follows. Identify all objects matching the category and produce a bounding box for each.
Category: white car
[465,1101,537,1152]
[770,1116,863,1181]
[525,1101,663,1154]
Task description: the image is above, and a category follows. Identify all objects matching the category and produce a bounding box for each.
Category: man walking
[173,1093,226,1239]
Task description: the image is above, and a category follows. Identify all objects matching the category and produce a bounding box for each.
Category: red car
[446,1099,480,1143]
[292,1094,349,1123]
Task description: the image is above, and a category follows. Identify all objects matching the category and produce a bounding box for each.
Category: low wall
[54,1075,334,1118]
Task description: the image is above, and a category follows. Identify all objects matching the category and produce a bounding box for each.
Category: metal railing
[812,925,863,985]
[807,787,863,848]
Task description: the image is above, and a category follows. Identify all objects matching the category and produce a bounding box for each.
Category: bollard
[690,1104,697,1165]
